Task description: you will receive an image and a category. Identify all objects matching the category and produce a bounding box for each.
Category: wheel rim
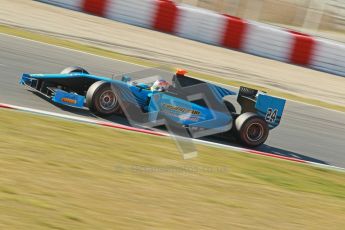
[246,123,264,142]
[99,90,117,111]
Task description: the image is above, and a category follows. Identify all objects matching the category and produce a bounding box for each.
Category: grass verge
[0,109,344,229]
[0,24,344,113]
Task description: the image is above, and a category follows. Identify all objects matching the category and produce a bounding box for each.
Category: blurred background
[177,0,345,40]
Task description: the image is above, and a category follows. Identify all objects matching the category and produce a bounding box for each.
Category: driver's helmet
[151,79,170,92]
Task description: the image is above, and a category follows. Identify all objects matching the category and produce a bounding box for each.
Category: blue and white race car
[20,66,286,147]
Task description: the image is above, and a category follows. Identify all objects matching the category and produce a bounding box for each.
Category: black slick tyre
[61,66,89,74]
[86,81,120,116]
[235,112,269,147]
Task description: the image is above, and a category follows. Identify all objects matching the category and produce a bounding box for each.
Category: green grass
[0,24,344,113]
[0,109,344,229]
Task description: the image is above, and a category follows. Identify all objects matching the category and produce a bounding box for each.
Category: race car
[20,66,286,147]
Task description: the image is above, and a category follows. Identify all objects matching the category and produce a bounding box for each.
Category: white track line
[1,102,344,172]
[0,103,166,136]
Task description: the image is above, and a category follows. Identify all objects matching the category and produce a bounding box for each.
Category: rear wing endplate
[237,86,286,129]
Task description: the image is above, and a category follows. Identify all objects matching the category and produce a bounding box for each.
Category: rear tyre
[61,66,89,74]
[235,112,269,147]
[86,81,121,116]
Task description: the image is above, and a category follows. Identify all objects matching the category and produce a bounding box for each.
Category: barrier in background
[243,22,293,62]
[311,38,345,76]
[175,5,226,45]
[38,0,345,77]
[45,0,82,10]
[289,31,315,66]
[83,0,108,16]
[106,0,157,28]
[153,0,178,33]
[221,15,247,49]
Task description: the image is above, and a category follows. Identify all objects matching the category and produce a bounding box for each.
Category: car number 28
[265,108,278,123]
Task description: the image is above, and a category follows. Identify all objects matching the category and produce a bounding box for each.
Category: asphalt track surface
[0,34,344,168]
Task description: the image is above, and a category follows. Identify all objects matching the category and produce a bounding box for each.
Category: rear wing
[237,86,286,129]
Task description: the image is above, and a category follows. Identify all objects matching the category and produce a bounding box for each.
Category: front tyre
[235,112,269,147]
[61,66,89,74]
[86,81,120,116]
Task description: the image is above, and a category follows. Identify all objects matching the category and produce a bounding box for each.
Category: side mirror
[121,75,131,82]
